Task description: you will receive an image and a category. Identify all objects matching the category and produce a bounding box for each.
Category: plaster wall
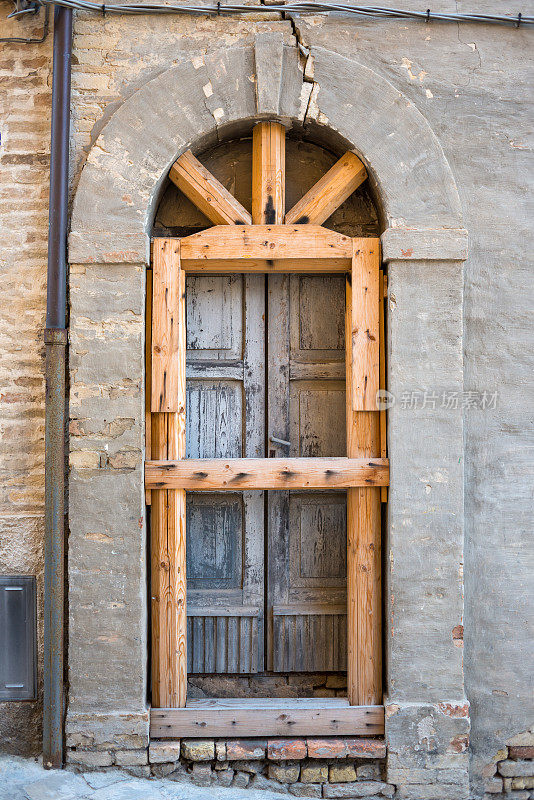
[0,6,531,799]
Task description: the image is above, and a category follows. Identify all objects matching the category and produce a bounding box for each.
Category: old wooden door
[267,274,347,671]
[185,274,265,673]
[186,273,347,673]
[149,127,384,711]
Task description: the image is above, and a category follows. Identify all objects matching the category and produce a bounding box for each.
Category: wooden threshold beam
[286,151,367,226]
[145,457,389,490]
[151,699,384,738]
[169,149,251,226]
[178,225,354,272]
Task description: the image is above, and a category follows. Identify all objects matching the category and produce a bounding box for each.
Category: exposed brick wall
[0,2,52,755]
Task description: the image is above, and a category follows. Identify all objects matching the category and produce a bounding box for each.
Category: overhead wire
[1,3,50,42]
[27,0,534,25]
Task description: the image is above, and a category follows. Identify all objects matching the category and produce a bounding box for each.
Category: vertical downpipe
[43,5,72,770]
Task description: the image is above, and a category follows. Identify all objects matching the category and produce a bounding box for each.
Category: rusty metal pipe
[43,4,72,770]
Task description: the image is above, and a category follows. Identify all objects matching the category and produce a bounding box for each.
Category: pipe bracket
[44,327,68,345]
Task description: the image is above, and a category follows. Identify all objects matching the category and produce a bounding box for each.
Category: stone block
[268,739,307,760]
[307,739,347,758]
[512,777,534,789]
[151,763,176,778]
[329,763,357,783]
[324,782,391,798]
[216,769,234,786]
[123,766,151,779]
[149,741,181,763]
[66,750,113,768]
[114,749,148,766]
[388,768,436,784]
[396,785,468,800]
[509,746,534,759]
[300,761,328,783]
[483,776,503,793]
[190,762,212,786]
[181,739,215,761]
[250,773,290,792]
[269,763,301,783]
[231,760,263,774]
[289,784,323,798]
[215,740,226,761]
[357,763,381,779]
[226,738,266,759]
[508,731,534,747]
[233,771,251,788]
[499,760,534,777]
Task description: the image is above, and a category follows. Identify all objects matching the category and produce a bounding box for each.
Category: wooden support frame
[285,150,367,226]
[145,457,389,490]
[150,239,187,709]
[169,149,252,226]
[178,225,353,272]
[252,121,285,224]
[346,241,382,707]
[147,139,386,724]
[151,698,384,738]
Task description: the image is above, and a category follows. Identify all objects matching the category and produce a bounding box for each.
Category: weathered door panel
[186,274,265,673]
[268,274,347,672]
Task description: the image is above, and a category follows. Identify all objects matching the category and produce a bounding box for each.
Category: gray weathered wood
[185,273,265,673]
[267,274,348,672]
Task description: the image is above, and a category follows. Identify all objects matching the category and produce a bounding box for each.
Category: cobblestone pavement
[0,755,289,800]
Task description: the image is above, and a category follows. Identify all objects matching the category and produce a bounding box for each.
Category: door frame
[145,123,388,737]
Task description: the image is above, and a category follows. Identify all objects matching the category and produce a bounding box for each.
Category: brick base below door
[148,737,391,797]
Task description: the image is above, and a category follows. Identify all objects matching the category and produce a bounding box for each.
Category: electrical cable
[1,3,50,42]
[27,0,534,25]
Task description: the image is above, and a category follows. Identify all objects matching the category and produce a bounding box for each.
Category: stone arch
[70,37,466,264]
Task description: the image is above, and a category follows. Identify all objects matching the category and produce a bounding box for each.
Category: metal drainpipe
[43,4,72,770]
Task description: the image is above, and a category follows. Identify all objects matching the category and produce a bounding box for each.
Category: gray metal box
[0,576,37,700]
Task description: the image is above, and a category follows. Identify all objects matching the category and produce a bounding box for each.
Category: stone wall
[481,728,534,799]
[0,1,53,755]
[68,735,390,798]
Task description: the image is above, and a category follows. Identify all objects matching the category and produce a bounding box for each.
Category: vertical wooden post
[351,240,379,412]
[252,121,285,224]
[151,239,187,708]
[346,239,382,706]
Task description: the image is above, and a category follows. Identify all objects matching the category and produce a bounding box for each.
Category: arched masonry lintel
[67,37,469,798]
[69,38,466,266]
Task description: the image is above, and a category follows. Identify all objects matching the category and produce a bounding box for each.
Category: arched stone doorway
[67,35,469,790]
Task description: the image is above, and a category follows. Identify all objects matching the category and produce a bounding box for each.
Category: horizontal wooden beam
[178,226,353,272]
[145,457,389,490]
[169,150,252,226]
[150,699,384,738]
[285,151,367,226]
